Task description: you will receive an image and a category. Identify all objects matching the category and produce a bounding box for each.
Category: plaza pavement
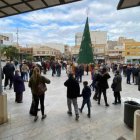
[0,69,139,140]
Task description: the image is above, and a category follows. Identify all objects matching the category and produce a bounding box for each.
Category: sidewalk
[0,70,138,140]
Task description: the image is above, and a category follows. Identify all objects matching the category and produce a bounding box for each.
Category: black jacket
[64,77,80,99]
[3,63,15,77]
[98,73,110,90]
[112,74,122,92]
[80,86,91,100]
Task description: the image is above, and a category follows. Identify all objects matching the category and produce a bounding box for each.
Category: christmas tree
[77,17,94,64]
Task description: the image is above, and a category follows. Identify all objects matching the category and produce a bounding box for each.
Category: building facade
[0,33,13,46]
[32,45,62,60]
[124,42,140,64]
[107,46,125,63]
[106,37,136,63]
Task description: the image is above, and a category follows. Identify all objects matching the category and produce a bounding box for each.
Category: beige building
[107,46,125,63]
[106,37,136,63]
[32,45,62,60]
[63,45,71,60]
[93,44,106,63]
[124,41,140,64]
[71,45,80,56]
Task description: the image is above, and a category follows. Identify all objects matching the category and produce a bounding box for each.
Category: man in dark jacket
[112,70,122,105]
[64,73,80,120]
[126,65,132,84]
[97,67,110,107]
[3,61,15,89]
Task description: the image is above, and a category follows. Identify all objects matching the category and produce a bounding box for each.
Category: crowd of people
[1,60,140,121]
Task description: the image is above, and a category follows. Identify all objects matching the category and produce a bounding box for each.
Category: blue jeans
[22,72,28,81]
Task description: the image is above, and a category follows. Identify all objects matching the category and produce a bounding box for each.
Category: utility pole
[16,28,19,47]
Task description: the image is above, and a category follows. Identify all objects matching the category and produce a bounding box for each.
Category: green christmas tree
[77,17,94,64]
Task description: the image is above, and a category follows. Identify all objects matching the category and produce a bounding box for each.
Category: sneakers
[75,114,79,121]
[41,114,47,120]
[34,116,38,122]
[67,111,72,116]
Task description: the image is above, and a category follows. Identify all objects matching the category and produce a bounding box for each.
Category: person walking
[97,67,110,107]
[126,65,132,84]
[13,70,25,103]
[29,67,51,122]
[111,70,122,105]
[3,61,15,90]
[79,81,91,118]
[21,63,29,82]
[92,69,100,101]
[64,73,80,120]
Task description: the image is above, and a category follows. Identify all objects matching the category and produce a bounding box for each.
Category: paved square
[0,70,139,140]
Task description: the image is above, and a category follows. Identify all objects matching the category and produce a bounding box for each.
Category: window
[37,51,40,54]
[0,40,3,44]
[127,52,130,55]
[42,51,45,54]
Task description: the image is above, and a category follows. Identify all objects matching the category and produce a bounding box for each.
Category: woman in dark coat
[13,70,25,103]
[111,70,122,105]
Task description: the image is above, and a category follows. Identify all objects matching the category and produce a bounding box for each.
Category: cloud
[0,0,140,46]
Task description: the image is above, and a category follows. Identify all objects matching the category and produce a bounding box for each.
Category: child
[13,70,25,103]
[79,81,91,118]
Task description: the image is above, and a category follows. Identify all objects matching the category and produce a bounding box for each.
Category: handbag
[37,83,47,95]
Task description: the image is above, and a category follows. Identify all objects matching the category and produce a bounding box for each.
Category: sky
[0,0,140,46]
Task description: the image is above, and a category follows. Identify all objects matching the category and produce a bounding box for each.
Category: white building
[0,33,13,45]
[75,31,107,46]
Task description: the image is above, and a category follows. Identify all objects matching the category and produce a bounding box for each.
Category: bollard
[134,110,140,140]
[0,93,8,124]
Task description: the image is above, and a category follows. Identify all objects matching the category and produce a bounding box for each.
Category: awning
[0,0,81,18]
[117,0,140,10]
